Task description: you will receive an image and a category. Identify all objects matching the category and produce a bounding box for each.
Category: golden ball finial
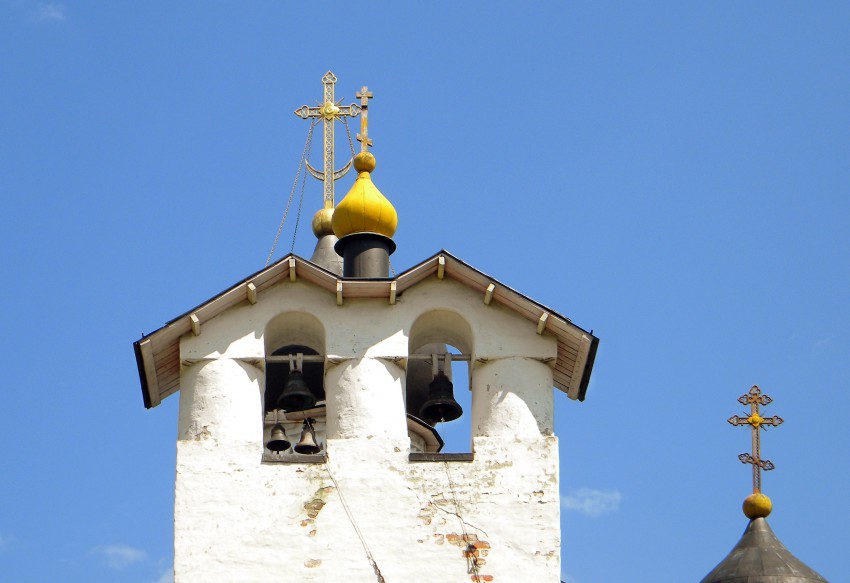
[332,152,397,239]
[743,493,772,519]
[353,151,376,173]
[312,208,334,237]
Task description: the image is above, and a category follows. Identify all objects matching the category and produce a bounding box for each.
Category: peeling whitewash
[174,277,562,582]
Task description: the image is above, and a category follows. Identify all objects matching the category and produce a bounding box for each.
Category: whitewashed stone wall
[174,278,562,582]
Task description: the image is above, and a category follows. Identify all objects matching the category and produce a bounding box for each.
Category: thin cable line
[289,155,309,253]
[342,116,356,157]
[265,119,317,266]
[444,462,482,581]
[323,461,386,582]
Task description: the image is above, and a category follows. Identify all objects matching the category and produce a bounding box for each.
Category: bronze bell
[278,370,316,412]
[267,424,291,452]
[293,420,321,455]
[419,372,463,425]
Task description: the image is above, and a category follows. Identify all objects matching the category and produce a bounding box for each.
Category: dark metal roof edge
[138,253,323,342]
[133,254,313,409]
[437,249,596,338]
[140,249,597,343]
[578,335,599,402]
[161,253,306,328]
[134,249,600,403]
[133,340,153,409]
[393,249,444,278]
[436,249,599,400]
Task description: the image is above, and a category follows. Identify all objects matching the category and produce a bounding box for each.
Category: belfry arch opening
[407,310,473,454]
[262,313,327,458]
[263,312,327,413]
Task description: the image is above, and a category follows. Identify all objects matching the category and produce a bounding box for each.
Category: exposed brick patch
[304,486,334,519]
[304,559,321,568]
[304,499,325,519]
[418,506,434,525]
[299,517,318,537]
[446,533,480,547]
[443,533,493,580]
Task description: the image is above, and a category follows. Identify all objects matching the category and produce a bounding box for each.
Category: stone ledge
[409,452,474,462]
[262,452,327,464]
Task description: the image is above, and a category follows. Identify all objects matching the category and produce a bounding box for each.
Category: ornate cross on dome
[355,86,373,153]
[294,71,362,209]
[728,385,784,493]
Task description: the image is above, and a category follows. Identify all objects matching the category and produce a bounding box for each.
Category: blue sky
[1,2,848,582]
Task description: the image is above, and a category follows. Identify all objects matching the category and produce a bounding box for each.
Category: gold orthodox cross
[294,71,362,209]
[728,385,783,493]
[355,86,373,153]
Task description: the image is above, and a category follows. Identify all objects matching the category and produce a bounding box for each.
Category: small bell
[419,372,463,425]
[294,420,321,455]
[278,370,316,412]
[267,423,291,452]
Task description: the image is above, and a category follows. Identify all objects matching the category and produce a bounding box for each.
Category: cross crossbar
[727,385,784,493]
[293,71,362,209]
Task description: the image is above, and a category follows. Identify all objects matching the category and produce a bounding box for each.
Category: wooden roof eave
[133,254,316,409]
[134,251,599,409]
[435,251,598,400]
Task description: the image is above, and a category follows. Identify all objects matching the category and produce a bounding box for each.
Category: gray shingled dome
[701,518,828,583]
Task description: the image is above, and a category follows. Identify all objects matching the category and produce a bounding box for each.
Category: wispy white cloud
[91,544,147,569]
[561,487,621,517]
[33,3,65,21]
[152,568,173,583]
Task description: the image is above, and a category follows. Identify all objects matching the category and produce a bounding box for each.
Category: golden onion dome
[332,152,397,239]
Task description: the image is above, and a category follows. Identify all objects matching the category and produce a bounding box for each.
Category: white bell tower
[133,73,598,583]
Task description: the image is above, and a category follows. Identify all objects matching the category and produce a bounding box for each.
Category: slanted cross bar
[294,71,362,209]
[727,385,783,493]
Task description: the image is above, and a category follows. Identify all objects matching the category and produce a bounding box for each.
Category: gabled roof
[700,518,829,583]
[133,250,599,409]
